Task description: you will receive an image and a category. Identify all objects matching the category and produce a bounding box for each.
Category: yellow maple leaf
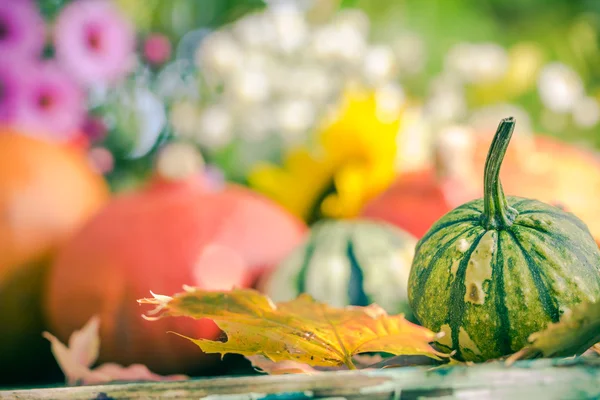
[138,287,446,370]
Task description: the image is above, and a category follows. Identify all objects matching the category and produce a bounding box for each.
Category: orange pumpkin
[362,130,600,242]
[360,169,457,238]
[0,128,109,385]
[43,174,306,376]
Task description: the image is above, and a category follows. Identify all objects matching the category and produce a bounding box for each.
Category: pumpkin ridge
[508,198,533,209]
[494,230,512,355]
[296,235,318,295]
[511,226,598,294]
[514,221,587,252]
[513,220,565,239]
[265,220,418,318]
[417,218,479,251]
[514,221,596,261]
[412,225,481,312]
[346,238,370,307]
[448,231,487,360]
[506,229,560,323]
[517,210,590,232]
[458,204,483,212]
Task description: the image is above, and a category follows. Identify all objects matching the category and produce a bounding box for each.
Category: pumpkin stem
[482,117,519,230]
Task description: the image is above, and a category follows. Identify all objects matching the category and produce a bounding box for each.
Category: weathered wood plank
[2,358,600,400]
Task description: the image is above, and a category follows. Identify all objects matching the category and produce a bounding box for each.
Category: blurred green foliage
[344,0,600,145]
[356,0,600,78]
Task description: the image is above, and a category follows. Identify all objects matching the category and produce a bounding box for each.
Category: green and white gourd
[262,219,418,317]
[408,117,600,362]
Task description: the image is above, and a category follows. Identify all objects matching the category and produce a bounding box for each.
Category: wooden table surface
[2,357,599,400]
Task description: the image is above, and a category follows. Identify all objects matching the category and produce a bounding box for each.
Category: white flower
[156,142,204,181]
[242,51,274,71]
[170,100,201,138]
[537,62,584,113]
[572,96,600,128]
[238,106,274,141]
[229,69,271,103]
[435,124,476,180]
[332,9,370,37]
[276,98,315,137]
[309,18,367,64]
[267,5,308,54]
[275,64,335,100]
[363,45,397,85]
[232,12,276,49]
[425,75,466,123]
[375,82,405,123]
[426,93,467,123]
[445,42,508,83]
[195,104,233,150]
[195,31,243,77]
[395,106,433,172]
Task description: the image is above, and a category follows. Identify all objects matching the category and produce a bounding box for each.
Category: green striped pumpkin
[260,219,418,317]
[408,117,600,362]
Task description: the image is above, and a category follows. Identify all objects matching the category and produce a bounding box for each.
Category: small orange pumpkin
[0,127,109,385]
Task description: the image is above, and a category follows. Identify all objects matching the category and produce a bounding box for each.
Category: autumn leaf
[43,316,189,385]
[138,287,447,370]
[506,301,600,365]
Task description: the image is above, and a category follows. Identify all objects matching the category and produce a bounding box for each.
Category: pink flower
[15,62,85,141]
[54,0,136,86]
[0,0,46,58]
[0,58,26,122]
[143,33,172,66]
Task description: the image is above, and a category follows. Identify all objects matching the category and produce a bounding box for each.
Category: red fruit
[361,169,475,238]
[0,129,109,384]
[44,175,306,375]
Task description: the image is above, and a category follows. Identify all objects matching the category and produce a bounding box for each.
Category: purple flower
[0,0,46,58]
[0,57,26,122]
[15,62,85,141]
[54,0,136,86]
[81,114,108,142]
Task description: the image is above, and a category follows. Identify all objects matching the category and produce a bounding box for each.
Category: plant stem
[482,117,519,230]
[346,356,357,370]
